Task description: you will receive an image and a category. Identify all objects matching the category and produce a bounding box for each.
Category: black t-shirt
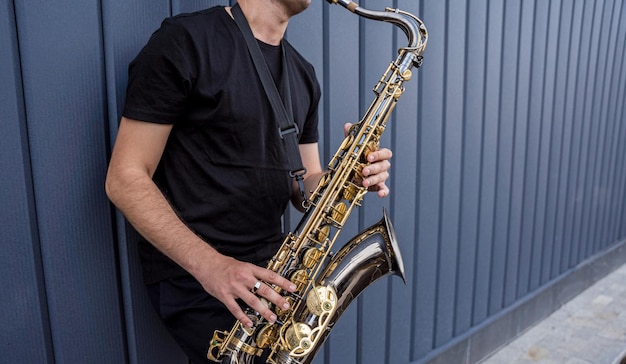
[123,6,321,283]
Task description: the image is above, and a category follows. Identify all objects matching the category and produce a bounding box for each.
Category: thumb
[343,122,352,137]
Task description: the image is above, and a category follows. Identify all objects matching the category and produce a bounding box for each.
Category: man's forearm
[106,172,220,277]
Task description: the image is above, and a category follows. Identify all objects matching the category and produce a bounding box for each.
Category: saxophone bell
[268,208,404,364]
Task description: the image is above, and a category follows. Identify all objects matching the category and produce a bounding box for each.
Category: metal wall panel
[457,0,487,336]
[463,0,489,329]
[523,0,551,296]
[0,1,52,362]
[11,0,127,362]
[2,0,626,363]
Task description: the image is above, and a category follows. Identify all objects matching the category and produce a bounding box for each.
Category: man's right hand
[190,252,297,327]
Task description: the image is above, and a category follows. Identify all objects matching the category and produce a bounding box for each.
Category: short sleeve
[122,19,198,124]
[298,80,320,144]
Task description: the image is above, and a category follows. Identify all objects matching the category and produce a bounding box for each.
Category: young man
[105,0,392,362]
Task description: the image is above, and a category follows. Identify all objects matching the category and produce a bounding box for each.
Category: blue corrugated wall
[2,0,625,363]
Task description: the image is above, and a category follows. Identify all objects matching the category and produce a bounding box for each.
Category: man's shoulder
[283,40,316,75]
[169,5,225,21]
[163,6,227,31]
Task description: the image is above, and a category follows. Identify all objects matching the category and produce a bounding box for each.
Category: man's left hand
[344,123,392,198]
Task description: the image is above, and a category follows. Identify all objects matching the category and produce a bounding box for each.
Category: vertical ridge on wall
[413,0,445,358]
[356,1,394,363]
[590,0,607,254]
[483,0,504,318]
[613,2,626,241]
[385,2,401,361]
[570,0,587,263]
[410,1,427,361]
[463,0,488,331]
[559,0,584,276]
[386,1,421,362]
[495,0,520,310]
[510,0,535,302]
[544,0,568,284]
[438,0,466,347]
[526,0,548,294]
[580,0,603,261]
[605,0,624,246]
[598,0,623,252]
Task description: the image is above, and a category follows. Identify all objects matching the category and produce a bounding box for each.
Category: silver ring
[252,281,262,294]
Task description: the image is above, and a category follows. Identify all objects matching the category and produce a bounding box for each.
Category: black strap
[231,3,307,197]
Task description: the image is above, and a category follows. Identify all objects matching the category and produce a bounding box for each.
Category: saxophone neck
[327,0,428,56]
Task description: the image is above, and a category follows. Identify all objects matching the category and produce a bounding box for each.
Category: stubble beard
[273,0,312,17]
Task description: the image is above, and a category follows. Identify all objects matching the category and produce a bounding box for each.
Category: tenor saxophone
[208,1,427,363]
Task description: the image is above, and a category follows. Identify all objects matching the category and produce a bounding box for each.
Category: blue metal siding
[10,0,127,362]
[0,1,52,362]
[1,0,626,363]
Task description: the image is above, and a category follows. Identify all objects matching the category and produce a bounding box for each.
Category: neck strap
[231,3,307,197]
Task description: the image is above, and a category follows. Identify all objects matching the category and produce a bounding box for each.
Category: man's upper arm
[108,117,173,179]
[299,143,323,178]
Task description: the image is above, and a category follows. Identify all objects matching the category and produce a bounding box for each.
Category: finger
[375,182,390,198]
[257,268,297,293]
[241,291,278,324]
[252,280,291,312]
[250,280,262,295]
[223,298,254,328]
[367,148,393,163]
[365,181,390,196]
[249,269,296,312]
[343,123,352,137]
[363,170,390,188]
[362,160,391,177]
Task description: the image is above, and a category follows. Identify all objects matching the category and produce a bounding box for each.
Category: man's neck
[233,0,290,46]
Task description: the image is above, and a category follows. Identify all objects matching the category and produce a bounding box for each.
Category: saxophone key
[316,225,331,244]
[401,68,412,81]
[276,296,295,316]
[343,183,359,202]
[352,163,365,181]
[330,202,347,223]
[256,323,280,349]
[284,322,313,351]
[302,248,324,268]
[290,269,309,292]
[364,137,381,157]
[306,286,338,316]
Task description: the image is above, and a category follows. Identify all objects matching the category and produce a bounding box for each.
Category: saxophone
[208,1,427,363]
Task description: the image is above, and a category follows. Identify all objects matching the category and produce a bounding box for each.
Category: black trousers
[147,275,235,364]
[145,245,279,363]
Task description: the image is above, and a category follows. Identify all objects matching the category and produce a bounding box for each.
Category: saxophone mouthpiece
[327,0,359,13]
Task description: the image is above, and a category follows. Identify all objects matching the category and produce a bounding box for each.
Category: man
[105,0,392,362]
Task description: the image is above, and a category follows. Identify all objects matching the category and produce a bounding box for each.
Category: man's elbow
[104,168,121,205]
[105,166,134,207]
